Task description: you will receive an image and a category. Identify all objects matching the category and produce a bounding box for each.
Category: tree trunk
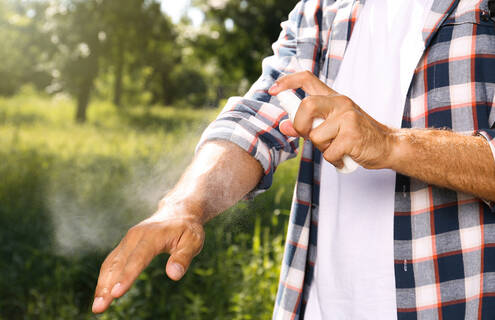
[75,77,93,123]
[161,71,172,106]
[113,44,124,107]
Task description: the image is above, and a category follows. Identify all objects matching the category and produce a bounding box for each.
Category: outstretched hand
[92,209,205,313]
[92,140,264,314]
[269,71,397,170]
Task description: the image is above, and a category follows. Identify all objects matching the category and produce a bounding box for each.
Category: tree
[0,0,52,95]
[36,0,105,122]
[193,0,299,92]
[0,0,210,115]
[33,0,179,121]
[98,0,177,107]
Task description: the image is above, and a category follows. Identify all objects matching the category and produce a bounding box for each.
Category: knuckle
[308,130,323,145]
[193,236,205,254]
[100,259,112,271]
[314,144,327,154]
[300,97,316,113]
[308,130,316,141]
[126,226,137,236]
[303,70,313,79]
[108,257,122,272]
[338,124,351,138]
[337,130,355,147]
[342,110,358,123]
[96,286,110,297]
[100,252,120,271]
[126,257,145,274]
[292,121,302,134]
[339,95,354,107]
[323,151,336,163]
[292,118,306,135]
[190,225,205,243]
[187,220,204,233]
[323,149,342,165]
[176,227,203,255]
[187,228,205,251]
[126,225,141,237]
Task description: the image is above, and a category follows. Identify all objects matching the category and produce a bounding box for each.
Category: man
[92,0,495,319]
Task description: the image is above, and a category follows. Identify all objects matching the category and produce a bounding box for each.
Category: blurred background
[0,0,301,319]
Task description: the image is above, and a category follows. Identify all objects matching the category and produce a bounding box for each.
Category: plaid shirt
[197,0,495,319]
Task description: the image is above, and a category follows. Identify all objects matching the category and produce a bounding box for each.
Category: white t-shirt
[304,0,433,319]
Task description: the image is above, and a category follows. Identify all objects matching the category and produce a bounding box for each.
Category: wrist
[381,128,406,170]
[154,195,206,225]
[384,128,410,171]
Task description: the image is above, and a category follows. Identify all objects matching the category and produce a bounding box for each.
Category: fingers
[279,109,351,169]
[292,95,356,137]
[92,226,157,314]
[166,224,205,281]
[309,117,340,151]
[322,133,354,169]
[108,238,157,299]
[278,95,336,138]
[308,115,352,169]
[92,243,128,313]
[292,96,334,138]
[92,219,205,314]
[268,71,337,96]
[298,103,357,169]
[279,119,299,137]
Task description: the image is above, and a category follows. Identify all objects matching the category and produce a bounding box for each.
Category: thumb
[165,226,204,281]
[166,255,188,281]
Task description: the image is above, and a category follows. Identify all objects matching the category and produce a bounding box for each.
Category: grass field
[0,93,300,319]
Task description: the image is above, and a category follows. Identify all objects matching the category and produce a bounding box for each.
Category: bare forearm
[93,141,263,313]
[388,129,495,201]
[158,140,263,223]
[269,71,495,203]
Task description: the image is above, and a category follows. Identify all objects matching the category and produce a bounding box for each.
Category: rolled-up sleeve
[476,95,495,210]
[478,129,495,160]
[196,1,313,197]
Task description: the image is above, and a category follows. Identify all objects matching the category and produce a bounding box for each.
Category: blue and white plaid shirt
[197,0,495,319]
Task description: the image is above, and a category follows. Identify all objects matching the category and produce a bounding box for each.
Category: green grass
[0,93,300,319]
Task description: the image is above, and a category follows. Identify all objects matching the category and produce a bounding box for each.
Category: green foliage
[194,0,300,86]
[168,65,209,108]
[0,94,299,319]
[0,0,199,121]
[0,0,52,95]
[0,0,302,120]
[97,0,179,107]
[0,0,304,316]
